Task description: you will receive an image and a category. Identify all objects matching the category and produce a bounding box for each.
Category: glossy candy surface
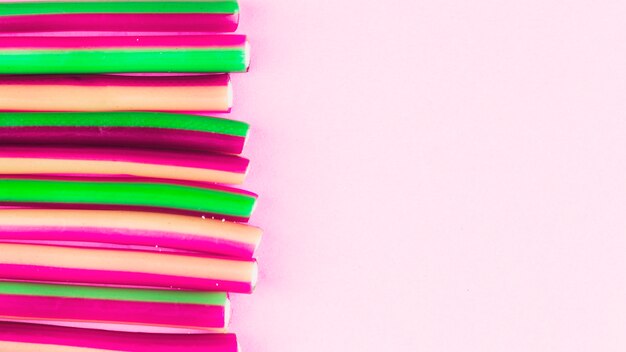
[0,281,231,330]
[0,112,249,154]
[0,242,258,293]
[0,322,240,351]
[0,74,233,112]
[0,146,249,184]
[0,1,240,32]
[0,209,262,258]
[0,176,257,221]
[0,35,250,74]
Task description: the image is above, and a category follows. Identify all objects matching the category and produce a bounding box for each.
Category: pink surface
[229,1,626,351]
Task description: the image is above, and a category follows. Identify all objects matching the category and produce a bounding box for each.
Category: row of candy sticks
[0,1,257,351]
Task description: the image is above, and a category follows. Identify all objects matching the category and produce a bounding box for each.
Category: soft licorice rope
[0,176,257,221]
[0,322,239,351]
[0,35,249,73]
[0,74,233,112]
[0,1,240,32]
[0,146,249,184]
[0,209,262,258]
[0,281,230,330]
[0,242,258,293]
[0,111,249,154]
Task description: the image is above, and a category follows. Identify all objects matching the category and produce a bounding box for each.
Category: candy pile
[0,1,259,351]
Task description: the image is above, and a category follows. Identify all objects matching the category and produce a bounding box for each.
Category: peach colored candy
[0,74,232,112]
[0,243,258,293]
[0,209,262,258]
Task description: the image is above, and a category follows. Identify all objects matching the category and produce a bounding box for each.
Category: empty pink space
[229,0,626,351]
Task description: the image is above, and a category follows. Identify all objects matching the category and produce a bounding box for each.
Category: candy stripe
[0,111,248,154]
[0,341,110,352]
[0,264,253,294]
[0,75,232,112]
[0,174,258,196]
[0,243,257,293]
[0,85,231,111]
[0,294,229,329]
[0,49,248,74]
[0,146,249,171]
[0,177,256,219]
[0,74,231,86]
[0,2,239,16]
[0,0,235,2]
[0,146,249,184]
[0,36,249,74]
[0,127,246,154]
[0,34,246,48]
[0,322,239,352]
[0,13,238,33]
[0,209,262,257]
[0,112,248,136]
[0,320,222,334]
[0,281,227,305]
[0,243,255,282]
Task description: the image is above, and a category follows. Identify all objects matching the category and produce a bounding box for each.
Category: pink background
[229,1,626,351]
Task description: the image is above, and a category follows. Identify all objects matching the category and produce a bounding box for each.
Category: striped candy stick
[0,322,240,351]
[0,242,258,293]
[0,1,240,33]
[0,281,230,332]
[0,35,250,74]
[0,74,233,112]
[0,146,249,184]
[0,112,249,154]
[0,209,261,258]
[0,175,257,221]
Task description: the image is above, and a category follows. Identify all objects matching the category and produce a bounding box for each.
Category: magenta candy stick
[0,13,239,33]
[0,126,246,154]
[0,1,240,33]
[0,322,239,351]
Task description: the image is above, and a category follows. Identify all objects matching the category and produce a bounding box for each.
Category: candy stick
[0,209,262,258]
[0,281,230,331]
[0,243,258,293]
[0,322,239,352]
[0,111,248,154]
[0,146,249,184]
[0,74,232,112]
[0,1,239,33]
[0,176,257,221]
[0,35,249,74]
[0,320,223,334]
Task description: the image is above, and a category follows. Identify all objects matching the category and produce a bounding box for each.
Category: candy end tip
[227,79,234,110]
[250,260,259,292]
[224,297,232,327]
[251,227,263,256]
[244,40,251,71]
